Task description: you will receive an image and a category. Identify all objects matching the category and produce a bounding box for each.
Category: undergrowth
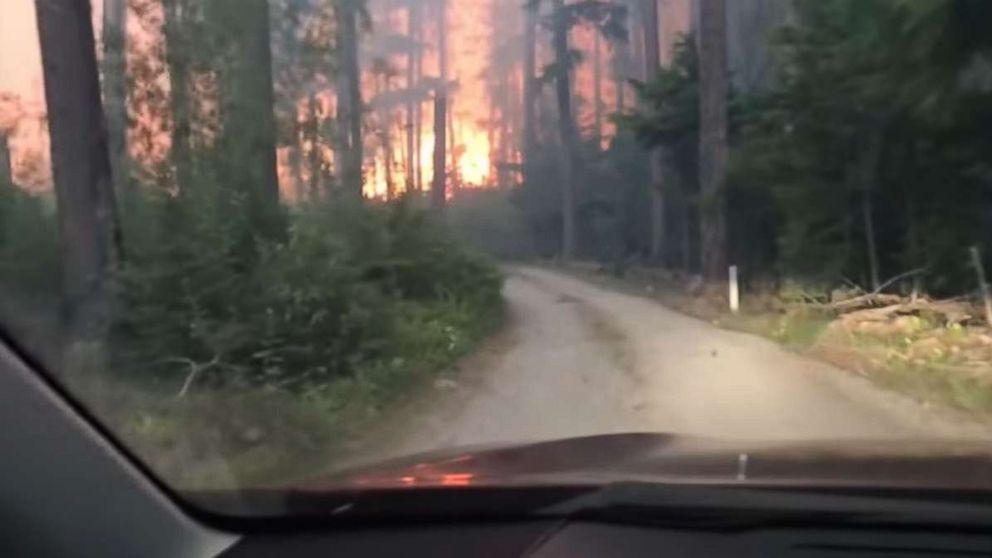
[66,196,504,490]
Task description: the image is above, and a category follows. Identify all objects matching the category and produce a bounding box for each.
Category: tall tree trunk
[613,22,627,113]
[593,30,603,144]
[289,125,305,202]
[406,1,418,193]
[552,0,578,260]
[431,93,447,215]
[307,93,321,199]
[35,0,121,372]
[0,134,11,186]
[906,195,921,299]
[378,75,395,200]
[641,0,666,263]
[382,118,395,200]
[499,68,511,188]
[163,0,192,191]
[334,70,349,184]
[487,90,496,183]
[698,0,729,281]
[102,0,128,190]
[630,0,646,82]
[522,0,538,177]
[413,1,424,192]
[218,0,282,237]
[438,0,457,188]
[338,0,364,200]
[448,96,458,188]
[861,126,883,291]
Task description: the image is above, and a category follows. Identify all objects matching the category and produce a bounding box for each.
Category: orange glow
[363,0,495,199]
[345,467,476,488]
[0,0,692,197]
[446,0,493,187]
[440,473,475,487]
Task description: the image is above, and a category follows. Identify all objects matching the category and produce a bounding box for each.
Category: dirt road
[361,267,989,464]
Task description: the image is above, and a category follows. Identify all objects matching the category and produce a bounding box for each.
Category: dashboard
[224,520,992,557]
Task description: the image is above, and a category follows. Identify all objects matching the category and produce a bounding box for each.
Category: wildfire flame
[0,0,695,196]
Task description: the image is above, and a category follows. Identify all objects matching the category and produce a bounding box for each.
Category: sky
[0,1,50,189]
[0,1,43,100]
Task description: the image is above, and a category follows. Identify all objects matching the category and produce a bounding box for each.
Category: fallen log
[816,293,903,312]
[831,299,975,332]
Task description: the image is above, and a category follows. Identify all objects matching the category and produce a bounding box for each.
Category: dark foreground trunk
[35,0,121,374]
[698,0,729,281]
[552,0,579,260]
[102,0,128,190]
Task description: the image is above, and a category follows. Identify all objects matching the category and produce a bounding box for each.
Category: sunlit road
[359,266,988,464]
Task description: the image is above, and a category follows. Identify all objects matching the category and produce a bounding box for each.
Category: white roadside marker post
[729,265,740,314]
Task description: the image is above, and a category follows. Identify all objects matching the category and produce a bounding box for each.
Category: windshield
[2,0,992,506]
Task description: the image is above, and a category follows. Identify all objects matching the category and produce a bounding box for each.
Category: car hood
[305,433,992,491]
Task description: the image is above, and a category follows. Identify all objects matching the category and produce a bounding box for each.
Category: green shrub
[111,194,503,394]
[0,187,58,294]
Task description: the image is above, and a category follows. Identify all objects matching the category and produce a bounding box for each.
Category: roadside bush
[0,187,58,294]
[111,194,503,395]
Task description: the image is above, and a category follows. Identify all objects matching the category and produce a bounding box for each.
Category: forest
[1,0,992,486]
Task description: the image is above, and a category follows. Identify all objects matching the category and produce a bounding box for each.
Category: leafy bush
[111,194,504,394]
[0,187,58,294]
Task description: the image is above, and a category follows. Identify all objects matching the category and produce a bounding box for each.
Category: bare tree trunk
[614,29,627,113]
[406,1,418,193]
[631,0,646,81]
[487,90,496,182]
[378,76,396,200]
[508,65,523,183]
[522,0,538,175]
[219,0,282,237]
[432,93,447,215]
[413,0,424,192]
[593,30,604,145]
[338,0,364,200]
[36,0,121,372]
[698,0,729,281]
[861,127,883,291]
[307,93,321,199]
[552,0,579,260]
[499,68,511,188]
[438,0,457,189]
[383,120,395,200]
[448,98,458,188]
[0,134,11,186]
[970,246,992,327]
[642,0,666,263]
[163,0,192,191]
[679,187,691,271]
[289,126,305,202]
[906,196,921,300]
[102,0,128,190]
[334,70,349,184]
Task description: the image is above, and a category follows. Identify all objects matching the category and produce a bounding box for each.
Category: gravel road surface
[356,266,989,464]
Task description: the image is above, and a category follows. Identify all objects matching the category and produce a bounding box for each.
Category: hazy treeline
[508,0,992,299]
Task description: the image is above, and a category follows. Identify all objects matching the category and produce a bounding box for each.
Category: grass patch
[861,357,992,415]
[561,263,992,422]
[723,309,832,349]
